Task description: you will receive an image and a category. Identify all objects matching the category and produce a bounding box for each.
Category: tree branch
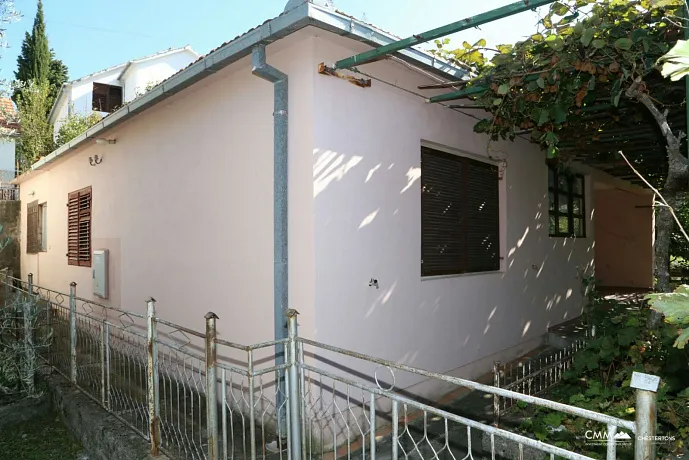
[618,149,689,243]
[625,77,689,176]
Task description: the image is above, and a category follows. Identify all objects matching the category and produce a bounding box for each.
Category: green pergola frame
[328,0,689,187]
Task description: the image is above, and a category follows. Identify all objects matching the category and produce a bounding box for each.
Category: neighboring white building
[48,46,199,139]
[0,97,18,184]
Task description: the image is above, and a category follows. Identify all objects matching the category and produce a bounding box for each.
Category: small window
[548,166,585,237]
[67,187,92,267]
[421,146,500,276]
[92,83,123,113]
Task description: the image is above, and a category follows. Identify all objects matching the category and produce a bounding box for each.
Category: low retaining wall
[47,374,169,460]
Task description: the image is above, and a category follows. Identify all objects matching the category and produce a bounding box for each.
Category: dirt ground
[0,411,84,460]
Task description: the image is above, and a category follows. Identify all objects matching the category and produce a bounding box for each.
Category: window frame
[548,166,586,238]
[67,186,92,267]
[40,203,47,252]
[421,146,501,277]
[92,83,123,113]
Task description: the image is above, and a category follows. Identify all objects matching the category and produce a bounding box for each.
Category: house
[48,46,199,140]
[0,98,18,184]
[14,0,654,403]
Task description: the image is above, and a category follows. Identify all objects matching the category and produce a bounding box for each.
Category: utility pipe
[251,44,289,444]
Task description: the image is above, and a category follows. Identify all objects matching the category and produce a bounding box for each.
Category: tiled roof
[0,98,19,131]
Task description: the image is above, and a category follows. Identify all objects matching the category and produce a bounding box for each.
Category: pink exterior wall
[310,32,596,394]
[594,187,654,288]
[20,32,318,348]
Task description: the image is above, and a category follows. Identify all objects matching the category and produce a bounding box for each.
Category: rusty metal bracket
[318,63,371,88]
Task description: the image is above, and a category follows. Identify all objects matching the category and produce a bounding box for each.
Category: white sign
[630,372,660,392]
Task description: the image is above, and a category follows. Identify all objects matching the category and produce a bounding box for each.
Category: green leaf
[527,80,540,92]
[614,38,633,51]
[462,41,472,50]
[497,83,510,95]
[550,104,568,124]
[581,28,595,47]
[551,1,569,16]
[618,327,638,346]
[657,39,689,81]
[531,33,544,42]
[497,44,513,54]
[493,98,503,106]
[545,35,564,51]
[613,90,622,107]
[535,108,550,126]
[537,77,546,89]
[631,28,648,43]
[592,39,606,49]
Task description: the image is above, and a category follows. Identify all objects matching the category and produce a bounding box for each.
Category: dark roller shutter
[421,147,500,276]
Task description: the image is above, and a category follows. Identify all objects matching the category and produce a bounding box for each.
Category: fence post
[146,298,161,456]
[634,387,658,460]
[493,361,501,427]
[204,312,219,460]
[23,275,35,395]
[69,282,77,384]
[286,309,302,460]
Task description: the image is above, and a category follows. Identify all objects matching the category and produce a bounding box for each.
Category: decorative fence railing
[0,184,18,201]
[492,328,595,427]
[0,273,661,460]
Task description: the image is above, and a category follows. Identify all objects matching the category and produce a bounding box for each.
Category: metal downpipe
[251,44,290,446]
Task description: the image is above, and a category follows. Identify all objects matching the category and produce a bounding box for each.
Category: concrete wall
[20,31,317,351]
[310,31,596,395]
[594,186,654,288]
[0,200,20,276]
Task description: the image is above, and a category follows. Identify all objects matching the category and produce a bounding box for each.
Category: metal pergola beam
[332,0,557,70]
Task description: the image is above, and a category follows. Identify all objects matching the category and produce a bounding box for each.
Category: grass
[0,411,83,460]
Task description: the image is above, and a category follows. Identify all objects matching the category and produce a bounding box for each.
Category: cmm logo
[584,431,632,444]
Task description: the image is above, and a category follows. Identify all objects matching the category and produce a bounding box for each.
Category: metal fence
[0,184,18,201]
[492,329,594,427]
[0,273,660,460]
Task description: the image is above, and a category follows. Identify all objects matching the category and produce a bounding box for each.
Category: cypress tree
[30,0,51,83]
[13,0,68,104]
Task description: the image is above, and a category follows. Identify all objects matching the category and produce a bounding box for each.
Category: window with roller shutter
[67,187,92,267]
[421,146,500,276]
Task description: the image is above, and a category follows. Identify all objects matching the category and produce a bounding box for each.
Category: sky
[0,0,548,82]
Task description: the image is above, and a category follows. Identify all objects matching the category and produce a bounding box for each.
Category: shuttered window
[27,200,40,254]
[92,83,123,113]
[548,166,585,238]
[421,147,500,276]
[67,187,92,267]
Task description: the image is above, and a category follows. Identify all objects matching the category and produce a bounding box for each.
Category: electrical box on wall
[93,249,109,299]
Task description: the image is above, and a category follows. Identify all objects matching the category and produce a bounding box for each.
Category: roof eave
[47,83,71,125]
[306,4,465,80]
[15,2,465,182]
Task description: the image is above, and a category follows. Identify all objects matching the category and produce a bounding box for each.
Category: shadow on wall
[0,200,20,276]
[311,146,595,378]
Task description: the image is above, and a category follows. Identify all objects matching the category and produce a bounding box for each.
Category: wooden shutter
[108,85,123,112]
[26,200,39,254]
[421,147,500,276]
[67,187,92,267]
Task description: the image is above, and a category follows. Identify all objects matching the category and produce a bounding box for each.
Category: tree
[13,0,68,105]
[55,110,101,147]
[15,81,53,170]
[433,0,685,293]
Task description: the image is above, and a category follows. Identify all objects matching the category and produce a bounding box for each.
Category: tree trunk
[655,171,682,293]
[625,78,689,299]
